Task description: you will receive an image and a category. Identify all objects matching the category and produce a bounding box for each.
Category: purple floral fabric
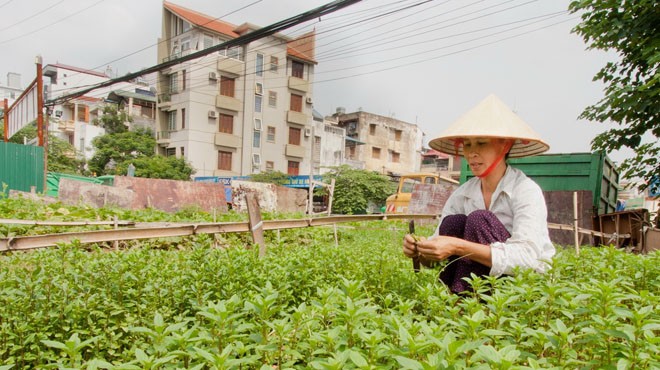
[437,211,511,294]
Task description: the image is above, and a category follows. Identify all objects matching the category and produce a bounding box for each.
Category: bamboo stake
[574,192,580,256]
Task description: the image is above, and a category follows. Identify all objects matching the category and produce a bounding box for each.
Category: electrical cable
[0,0,66,32]
[0,0,106,45]
[0,0,14,9]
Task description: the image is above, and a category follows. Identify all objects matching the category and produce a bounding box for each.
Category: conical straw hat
[428,94,549,158]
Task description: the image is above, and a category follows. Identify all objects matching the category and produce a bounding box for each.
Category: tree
[88,128,156,176]
[321,165,396,214]
[95,105,131,134]
[569,0,659,190]
[115,155,195,180]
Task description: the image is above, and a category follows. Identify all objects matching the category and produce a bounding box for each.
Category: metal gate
[0,141,44,193]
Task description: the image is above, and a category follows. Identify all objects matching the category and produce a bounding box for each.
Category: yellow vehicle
[385,172,442,214]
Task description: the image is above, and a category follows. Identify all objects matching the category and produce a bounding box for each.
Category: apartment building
[156,2,316,177]
[43,63,153,159]
[334,110,423,175]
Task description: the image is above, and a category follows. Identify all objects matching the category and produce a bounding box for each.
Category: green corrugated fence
[0,141,45,194]
[46,172,104,197]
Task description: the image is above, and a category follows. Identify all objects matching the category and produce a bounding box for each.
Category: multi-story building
[156,1,316,177]
[311,110,348,175]
[334,110,423,176]
[43,63,153,160]
[0,73,23,107]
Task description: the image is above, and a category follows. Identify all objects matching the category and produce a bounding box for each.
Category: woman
[403,94,555,294]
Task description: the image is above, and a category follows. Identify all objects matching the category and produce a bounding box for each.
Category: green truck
[460,151,619,216]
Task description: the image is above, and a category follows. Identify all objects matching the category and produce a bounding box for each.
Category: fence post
[246,192,266,257]
[574,191,580,256]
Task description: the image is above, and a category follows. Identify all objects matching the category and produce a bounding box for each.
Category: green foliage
[249,170,290,186]
[569,0,659,189]
[89,128,156,176]
[94,104,131,135]
[116,155,195,181]
[5,122,83,175]
[321,165,396,214]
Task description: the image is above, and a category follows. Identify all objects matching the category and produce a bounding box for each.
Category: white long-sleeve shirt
[435,166,555,276]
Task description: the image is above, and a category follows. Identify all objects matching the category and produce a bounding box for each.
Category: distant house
[333,109,423,176]
[106,89,157,133]
[43,63,155,159]
[0,72,23,107]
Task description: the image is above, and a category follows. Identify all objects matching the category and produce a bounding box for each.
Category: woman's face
[462,137,509,177]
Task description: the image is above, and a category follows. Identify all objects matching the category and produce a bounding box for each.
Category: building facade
[0,73,23,107]
[43,63,153,160]
[156,2,316,177]
[334,110,423,175]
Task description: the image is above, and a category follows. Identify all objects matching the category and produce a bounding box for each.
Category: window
[220,76,235,97]
[292,61,304,78]
[169,72,178,93]
[266,161,274,172]
[389,150,400,163]
[268,91,277,107]
[254,118,262,131]
[290,94,303,112]
[203,35,213,49]
[252,153,261,166]
[267,126,276,142]
[270,56,278,72]
[181,108,186,129]
[253,130,261,148]
[287,161,300,175]
[369,124,376,135]
[182,70,187,90]
[180,147,185,158]
[219,113,233,134]
[255,82,263,95]
[289,127,301,145]
[168,111,176,131]
[218,151,232,171]
[256,53,264,76]
[372,147,381,159]
[181,36,191,51]
[255,95,262,112]
[224,45,242,60]
[395,129,402,141]
[166,147,176,157]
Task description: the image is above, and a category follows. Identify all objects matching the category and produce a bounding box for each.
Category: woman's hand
[402,234,424,258]
[415,236,459,262]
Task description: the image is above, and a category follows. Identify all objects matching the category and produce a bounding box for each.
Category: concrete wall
[59,179,135,209]
[231,180,307,213]
[113,176,227,212]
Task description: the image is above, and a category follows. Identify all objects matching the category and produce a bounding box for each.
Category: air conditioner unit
[254,118,262,131]
[208,72,217,80]
[255,82,263,96]
[305,97,313,104]
[304,127,312,137]
[208,110,217,118]
[252,153,261,166]
[54,110,63,118]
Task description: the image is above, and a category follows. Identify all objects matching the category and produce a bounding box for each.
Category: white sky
[0,0,641,164]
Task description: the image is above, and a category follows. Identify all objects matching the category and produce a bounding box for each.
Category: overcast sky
[0,0,641,164]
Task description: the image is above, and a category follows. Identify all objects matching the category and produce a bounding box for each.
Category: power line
[0,0,106,45]
[0,0,66,32]
[0,0,14,9]
[46,0,365,106]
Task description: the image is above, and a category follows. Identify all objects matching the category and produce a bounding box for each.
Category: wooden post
[113,215,119,251]
[308,174,313,215]
[327,178,335,215]
[573,191,580,255]
[246,192,266,257]
[2,99,8,142]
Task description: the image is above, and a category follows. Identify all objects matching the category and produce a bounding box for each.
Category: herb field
[0,199,658,369]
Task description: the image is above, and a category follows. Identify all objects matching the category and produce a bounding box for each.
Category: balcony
[214,132,241,148]
[156,130,172,145]
[216,95,242,112]
[288,76,309,93]
[285,144,306,158]
[57,120,75,133]
[287,110,308,126]
[217,57,243,76]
